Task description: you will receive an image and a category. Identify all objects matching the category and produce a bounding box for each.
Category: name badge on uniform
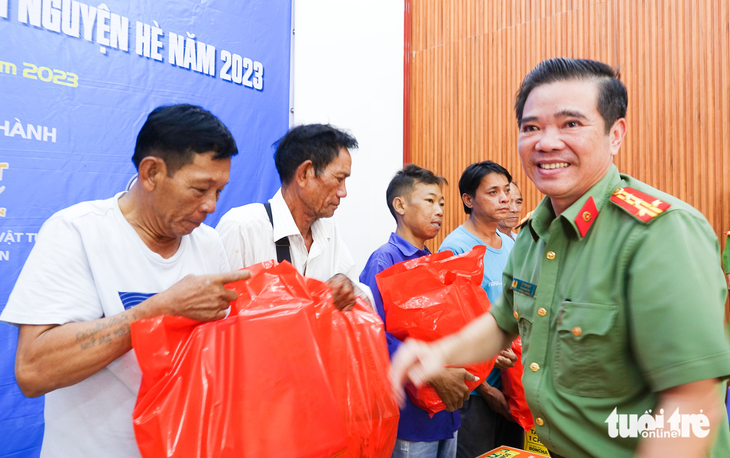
[511,278,536,297]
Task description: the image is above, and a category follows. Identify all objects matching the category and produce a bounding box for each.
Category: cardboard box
[476,445,549,458]
[524,427,551,455]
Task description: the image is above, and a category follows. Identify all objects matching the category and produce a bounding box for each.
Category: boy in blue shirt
[360,165,477,458]
[439,161,523,458]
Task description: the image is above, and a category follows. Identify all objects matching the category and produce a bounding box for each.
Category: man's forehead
[479,172,510,187]
[522,79,599,117]
[325,148,352,173]
[411,181,443,197]
[173,152,230,179]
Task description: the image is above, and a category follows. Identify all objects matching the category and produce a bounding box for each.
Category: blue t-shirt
[439,226,515,389]
[359,232,460,442]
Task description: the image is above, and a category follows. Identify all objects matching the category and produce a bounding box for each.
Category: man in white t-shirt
[0,104,250,458]
[216,124,372,311]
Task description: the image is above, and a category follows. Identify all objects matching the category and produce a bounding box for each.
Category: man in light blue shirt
[439,161,523,458]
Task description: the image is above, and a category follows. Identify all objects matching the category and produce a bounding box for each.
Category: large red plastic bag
[132,260,398,458]
[375,245,495,416]
[131,307,348,458]
[501,337,534,431]
[228,260,399,458]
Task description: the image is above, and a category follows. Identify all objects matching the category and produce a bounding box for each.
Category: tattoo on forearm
[76,314,131,350]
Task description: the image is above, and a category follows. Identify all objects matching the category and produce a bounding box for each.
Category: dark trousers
[456,394,524,458]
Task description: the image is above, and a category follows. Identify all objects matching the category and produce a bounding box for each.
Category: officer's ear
[608,118,627,157]
[138,157,167,191]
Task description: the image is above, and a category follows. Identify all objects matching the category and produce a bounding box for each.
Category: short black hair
[514,58,628,134]
[458,161,512,214]
[273,124,358,185]
[386,164,447,220]
[132,104,237,175]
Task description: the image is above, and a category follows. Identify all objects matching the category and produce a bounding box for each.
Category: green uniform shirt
[491,165,730,457]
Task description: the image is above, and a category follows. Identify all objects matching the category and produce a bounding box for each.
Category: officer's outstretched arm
[635,378,724,458]
[390,312,515,406]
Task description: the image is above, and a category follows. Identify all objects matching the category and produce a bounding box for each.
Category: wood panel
[408,0,730,260]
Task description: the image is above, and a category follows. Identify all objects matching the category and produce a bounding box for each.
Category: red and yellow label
[524,427,551,456]
[610,187,670,223]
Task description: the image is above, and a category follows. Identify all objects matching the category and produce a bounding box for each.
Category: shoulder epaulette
[610,187,671,223]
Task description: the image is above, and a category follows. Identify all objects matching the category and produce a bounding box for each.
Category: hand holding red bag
[501,337,534,431]
[375,245,495,416]
[228,261,400,457]
[132,260,399,458]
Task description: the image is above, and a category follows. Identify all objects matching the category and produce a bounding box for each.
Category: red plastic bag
[375,245,495,416]
[501,337,534,431]
[132,260,398,458]
[228,261,399,458]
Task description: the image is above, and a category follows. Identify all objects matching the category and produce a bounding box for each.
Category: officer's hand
[391,338,447,407]
[476,381,512,420]
[494,348,517,370]
[154,270,251,321]
[326,274,356,311]
[430,368,479,412]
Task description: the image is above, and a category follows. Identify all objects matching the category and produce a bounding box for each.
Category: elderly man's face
[155,151,230,237]
[517,79,623,214]
[303,148,351,219]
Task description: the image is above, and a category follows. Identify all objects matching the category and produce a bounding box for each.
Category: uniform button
[536,417,545,426]
[513,311,519,319]
[538,308,547,317]
[572,327,582,337]
[546,251,556,260]
[529,362,540,372]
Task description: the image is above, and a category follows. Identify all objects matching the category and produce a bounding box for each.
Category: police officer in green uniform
[391,58,730,458]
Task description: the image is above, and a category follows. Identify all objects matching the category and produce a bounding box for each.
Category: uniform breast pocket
[513,294,536,352]
[553,301,629,397]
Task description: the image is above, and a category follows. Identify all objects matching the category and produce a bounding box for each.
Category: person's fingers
[502,348,517,361]
[463,371,479,382]
[341,302,355,312]
[391,346,423,408]
[391,341,418,395]
[220,269,252,284]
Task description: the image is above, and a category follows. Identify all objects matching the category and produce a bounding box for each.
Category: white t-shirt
[1,193,230,458]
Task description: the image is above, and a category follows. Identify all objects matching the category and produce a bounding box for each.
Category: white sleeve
[215,219,245,271]
[1,215,103,325]
[332,225,375,309]
[214,235,233,273]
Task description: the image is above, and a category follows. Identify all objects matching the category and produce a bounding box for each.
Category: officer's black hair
[514,58,628,134]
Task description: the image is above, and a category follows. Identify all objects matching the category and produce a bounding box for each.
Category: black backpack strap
[263,202,292,264]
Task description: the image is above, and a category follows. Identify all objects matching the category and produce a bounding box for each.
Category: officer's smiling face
[517,79,626,215]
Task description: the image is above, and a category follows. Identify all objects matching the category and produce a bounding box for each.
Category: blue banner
[0,0,291,455]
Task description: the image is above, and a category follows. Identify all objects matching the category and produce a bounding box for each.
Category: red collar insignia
[574,196,598,237]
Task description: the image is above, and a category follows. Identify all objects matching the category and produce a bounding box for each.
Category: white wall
[292,0,404,272]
